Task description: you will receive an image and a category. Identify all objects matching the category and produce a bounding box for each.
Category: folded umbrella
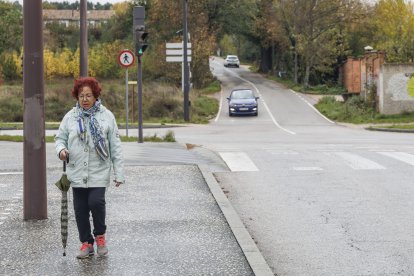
[55,158,71,256]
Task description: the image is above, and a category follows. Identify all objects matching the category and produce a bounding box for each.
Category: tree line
[0,0,413,90]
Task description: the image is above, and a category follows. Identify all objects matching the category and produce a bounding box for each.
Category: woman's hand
[59,149,69,161]
[114,180,123,187]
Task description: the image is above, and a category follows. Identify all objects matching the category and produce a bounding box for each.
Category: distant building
[43,9,115,27]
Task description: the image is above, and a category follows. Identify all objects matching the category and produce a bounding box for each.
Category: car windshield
[231,90,254,99]
[228,57,237,60]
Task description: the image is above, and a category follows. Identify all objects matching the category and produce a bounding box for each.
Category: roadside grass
[0,130,176,143]
[315,96,414,124]
[370,124,414,130]
[369,124,414,132]
[0,78,219,125]
[267,75,346,95]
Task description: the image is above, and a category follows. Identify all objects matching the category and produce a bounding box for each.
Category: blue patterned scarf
[76,99,109,161]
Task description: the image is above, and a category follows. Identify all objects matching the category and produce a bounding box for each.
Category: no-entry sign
[118,49,135,68]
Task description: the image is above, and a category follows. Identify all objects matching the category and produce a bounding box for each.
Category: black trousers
[72,187,106,245]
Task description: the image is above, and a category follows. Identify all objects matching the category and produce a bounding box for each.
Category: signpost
[166,41,192,121]
[118,49,135,137]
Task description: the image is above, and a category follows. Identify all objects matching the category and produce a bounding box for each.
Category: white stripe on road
[219,152,259,172]
[334,152,386,170]
[214,88,223,122]
[293,167,323,171]
[290,89,335,124]
[378,152,414,166]
[0,172,23,175]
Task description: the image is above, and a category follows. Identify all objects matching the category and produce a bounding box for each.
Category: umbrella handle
[63,156,69,172]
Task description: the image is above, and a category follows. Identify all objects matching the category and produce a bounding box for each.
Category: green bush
[1,54,19,81]
[147,96,182,119]
[0,97,23,121]
[0,79,219,124]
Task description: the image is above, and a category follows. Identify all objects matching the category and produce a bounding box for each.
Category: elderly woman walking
[55,77,125,259]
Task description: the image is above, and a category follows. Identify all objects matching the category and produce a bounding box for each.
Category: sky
[10,0,128,4]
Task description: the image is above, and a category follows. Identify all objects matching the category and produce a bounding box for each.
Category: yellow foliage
[55,48,73,77]
[44,49,57,79]
[373,0,414,62]
[112,2,129,16]
[70,49,80,78]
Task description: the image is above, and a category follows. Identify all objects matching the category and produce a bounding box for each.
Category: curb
[365,127,414,133]
[198,164,274,276]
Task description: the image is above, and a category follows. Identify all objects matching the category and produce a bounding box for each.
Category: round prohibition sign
[118,49,135,68]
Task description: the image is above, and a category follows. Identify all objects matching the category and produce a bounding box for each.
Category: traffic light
[135,25,148,56]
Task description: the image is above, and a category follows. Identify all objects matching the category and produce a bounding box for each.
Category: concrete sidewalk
[0,142,273,275]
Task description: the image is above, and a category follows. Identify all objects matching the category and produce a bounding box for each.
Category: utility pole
[23,0,47,220]
[80,0,88,77]
[182,0,190,122]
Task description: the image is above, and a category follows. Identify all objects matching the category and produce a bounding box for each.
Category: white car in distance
[224,55,240,68]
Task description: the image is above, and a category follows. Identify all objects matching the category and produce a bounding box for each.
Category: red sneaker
[96,235,108,256]
[76,242,94,259]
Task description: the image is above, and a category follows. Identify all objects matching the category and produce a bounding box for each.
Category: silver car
[224,55,240,68]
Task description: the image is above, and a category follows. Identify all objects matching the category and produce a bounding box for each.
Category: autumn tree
[274,0,366,88]
[147,0,217,88]
[371,0,414,62]
[0,1,22,54]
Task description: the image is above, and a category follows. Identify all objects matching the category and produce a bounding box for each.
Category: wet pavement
[0,141,272,275]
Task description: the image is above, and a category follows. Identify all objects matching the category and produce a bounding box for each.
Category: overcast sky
[10,0,128,4]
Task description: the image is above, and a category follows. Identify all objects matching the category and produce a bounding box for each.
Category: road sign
[166,42,192,63]
[118,49,135,67]
[167,49,192,56]
[166,42,191,49]
[166,56,192,62]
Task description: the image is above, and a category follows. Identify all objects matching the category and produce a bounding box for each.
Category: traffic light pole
[137,56,143,143]
[182,0,190,122]
[23,0,47,220]
[133,6,146,143]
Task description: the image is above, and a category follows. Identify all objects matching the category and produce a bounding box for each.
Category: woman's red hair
[71,77,102,99]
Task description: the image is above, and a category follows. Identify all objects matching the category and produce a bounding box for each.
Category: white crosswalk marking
[333,152,386,170]
[293,167,323,171]
[378,152,414,166]
[219,152,259,172]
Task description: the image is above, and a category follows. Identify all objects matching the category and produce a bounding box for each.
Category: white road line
[219,152,259,172]
[334,152,385,170]
[378,152,414,166]
[0,172,23,175]
[214,88,223,122]
[224,68,296,135]
[290,89,335,124]
[293,167,323,171]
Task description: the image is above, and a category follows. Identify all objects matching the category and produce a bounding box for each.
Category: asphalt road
[157,58,414,275]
